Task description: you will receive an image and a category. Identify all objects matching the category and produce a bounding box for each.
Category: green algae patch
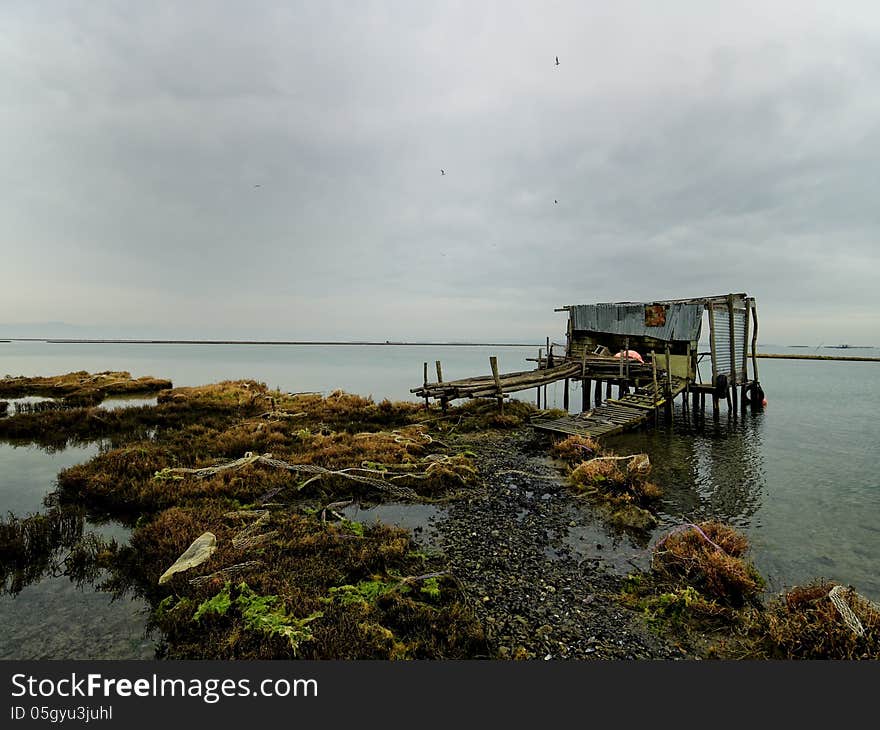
[193,581,323,654]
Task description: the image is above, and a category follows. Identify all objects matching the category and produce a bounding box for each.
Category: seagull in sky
[554,199,558,204]
[555,56,560,66]
[441,169,445,175]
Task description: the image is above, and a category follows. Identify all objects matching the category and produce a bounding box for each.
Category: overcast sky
[2,1,879,344]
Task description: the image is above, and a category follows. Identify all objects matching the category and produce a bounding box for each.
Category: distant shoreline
[5,338,538,347]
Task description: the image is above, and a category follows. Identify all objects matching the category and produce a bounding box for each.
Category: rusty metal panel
[570,302,702,342]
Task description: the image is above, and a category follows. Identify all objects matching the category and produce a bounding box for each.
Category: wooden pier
[530,376,687,438]
[411,292,765,440]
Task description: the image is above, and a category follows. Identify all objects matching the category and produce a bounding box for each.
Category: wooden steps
[531,376,688,439]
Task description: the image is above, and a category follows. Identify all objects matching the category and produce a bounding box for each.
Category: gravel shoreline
[433,427,689,660]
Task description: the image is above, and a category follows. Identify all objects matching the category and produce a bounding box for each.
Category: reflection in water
[605,409,768,533]
[0,439,158,659]
[339,502,445,545]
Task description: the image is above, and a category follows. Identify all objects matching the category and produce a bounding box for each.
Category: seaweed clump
[562,447,662,531]
[651,521,764,607]
[743,581,880,659]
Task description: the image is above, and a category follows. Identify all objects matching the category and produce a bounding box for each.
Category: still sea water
[1,340,878,657]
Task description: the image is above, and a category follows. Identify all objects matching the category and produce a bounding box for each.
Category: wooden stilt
[536,347,542,407]
[423,362,429,411]
[594,379,602,407]
[727,294,738,419]
[651,351,659,426]
[582,378,591,411]
[435,361,448,413]
[563,378,569,411]
[490,356,503,413]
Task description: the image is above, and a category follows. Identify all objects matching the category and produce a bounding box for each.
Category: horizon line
[3,338,541,347]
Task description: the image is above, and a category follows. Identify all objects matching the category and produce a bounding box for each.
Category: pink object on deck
[614,349,644,364]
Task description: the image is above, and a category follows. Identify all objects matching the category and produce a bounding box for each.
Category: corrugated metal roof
[570,302,703,341]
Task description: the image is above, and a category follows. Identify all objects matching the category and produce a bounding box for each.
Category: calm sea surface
[1,340,878,657]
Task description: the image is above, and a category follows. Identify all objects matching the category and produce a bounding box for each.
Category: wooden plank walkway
[530,376,688,439]
[411,361,583,400]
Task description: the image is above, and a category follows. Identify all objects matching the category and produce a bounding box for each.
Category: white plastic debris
[158,532,217,585]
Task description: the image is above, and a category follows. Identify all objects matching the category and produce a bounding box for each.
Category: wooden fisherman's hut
[531,293,763,436]
[413,292,764,439]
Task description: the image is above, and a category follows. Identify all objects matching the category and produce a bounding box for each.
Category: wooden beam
[490,356,503,412]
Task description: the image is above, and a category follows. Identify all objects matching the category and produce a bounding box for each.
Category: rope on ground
[163,452,419,499]
[188,561,264,587]
[652,523,728,570]
[828,585,880,636]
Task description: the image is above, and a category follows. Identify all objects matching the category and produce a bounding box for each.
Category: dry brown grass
[550,435,600,463]
[758,581,880,659]
[651,521,763,606]
[0,370,171,402]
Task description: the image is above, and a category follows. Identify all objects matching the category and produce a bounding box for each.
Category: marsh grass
[13,377,493,659]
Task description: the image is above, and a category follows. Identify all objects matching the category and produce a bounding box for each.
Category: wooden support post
[423,362,429,411]
[594,379,602,407]
[536,348,542,407]
[651,351,659,405]
[727,294,738,418]
[749,298,759,380]
[741,297,750,413]
[580,348,588,412]
[563,378,569,411]
[435,360,447,413]
[490,356,503,413]
[651,350,659,425]
[606,380,612,399]
[692,387,699,418]
[546,336,553,367]
[664,344,673,422]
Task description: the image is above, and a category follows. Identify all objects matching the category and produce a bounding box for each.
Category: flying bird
[254,184,261,187]
[441,169,445,175]
[554,200,558,204]
[555,56,560,66]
